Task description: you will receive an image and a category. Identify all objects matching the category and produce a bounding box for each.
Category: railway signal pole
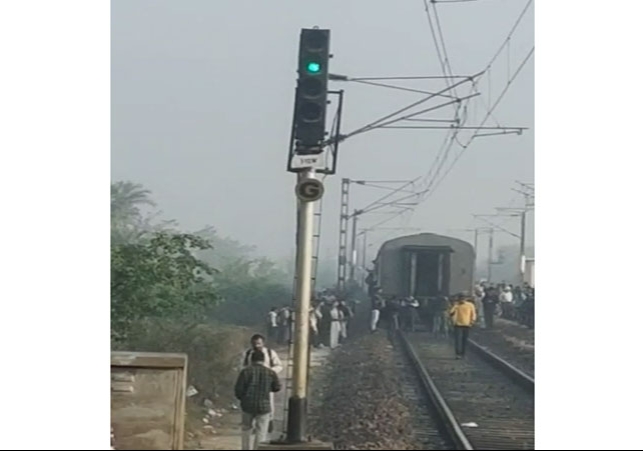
[289,170,320,443]
[276,28,334,451]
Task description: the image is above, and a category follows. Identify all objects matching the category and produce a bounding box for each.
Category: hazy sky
[111,0,534,263]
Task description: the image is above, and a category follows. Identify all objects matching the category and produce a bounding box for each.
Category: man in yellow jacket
[449,294,477,359]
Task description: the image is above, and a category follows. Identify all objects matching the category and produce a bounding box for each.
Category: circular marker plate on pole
[295,178,324,202]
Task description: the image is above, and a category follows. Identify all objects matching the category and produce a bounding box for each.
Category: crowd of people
[265,291,358,351]
[234,280,535,449]
[366,277,535,358]
[474,281,535,330]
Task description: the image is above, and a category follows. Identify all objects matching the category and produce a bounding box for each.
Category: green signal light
[307,62,321,74]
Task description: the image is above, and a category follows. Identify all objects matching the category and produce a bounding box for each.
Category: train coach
[373,232,475,300]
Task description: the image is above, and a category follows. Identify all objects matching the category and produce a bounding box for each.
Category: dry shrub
[113,319,251,404]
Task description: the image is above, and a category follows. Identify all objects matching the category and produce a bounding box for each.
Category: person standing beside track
[482,285,499,329]
[432,295,450,338]
[267,307,278,342]
[329,300,343,349]
[401,296,420,332]
[310,300,323,348]
[277,305,291,345]
[338,299,353,343]
[370,289,385,333]
[474,284,485,326]
[450,294,477,359]
[499,286,514,319]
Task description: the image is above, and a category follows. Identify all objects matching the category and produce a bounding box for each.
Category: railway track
[399,332,534,450]
[393,344,451,450]
[469,320,535,378]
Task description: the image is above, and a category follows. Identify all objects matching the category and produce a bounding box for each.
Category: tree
[111,181,155,222]
[111,181,178,244]
[110,181,291,332]
[193,226,255,268]
[209,257,291,326]
[111,232,220,341]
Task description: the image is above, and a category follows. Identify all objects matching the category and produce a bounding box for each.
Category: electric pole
[348,209,360,282]
[497,181,534,280]
[487,228,494,282]
[336,178,417,291]
[336,178,350,293]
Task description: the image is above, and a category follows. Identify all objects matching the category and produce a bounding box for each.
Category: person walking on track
[449,294,477,359]
[235,350,282,450]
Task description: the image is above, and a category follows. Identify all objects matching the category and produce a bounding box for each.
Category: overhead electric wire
[352,79,460,99]
[430,46,534,191]
[350,93,479,137]
[422,0,461,113]
[356,182,418,194]
[411,0,534,204]
[338,0,534,253]
[343,74,482,139]
[349,75,472,81]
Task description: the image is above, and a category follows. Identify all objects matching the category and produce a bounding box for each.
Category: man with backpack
[240,334,283,434]
[235,350,282,450]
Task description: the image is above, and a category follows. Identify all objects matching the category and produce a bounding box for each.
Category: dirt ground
[184,345,332,450]
[185,406,242,450]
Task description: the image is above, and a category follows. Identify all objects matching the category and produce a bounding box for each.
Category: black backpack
[244,348,275,368]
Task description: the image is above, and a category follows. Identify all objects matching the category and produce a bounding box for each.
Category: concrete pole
[361,231,368,287]
[519,210,526,280]
[487,228,494,282]
[287,169,315,443]
[473,228,479,281]
[349,210,358,283]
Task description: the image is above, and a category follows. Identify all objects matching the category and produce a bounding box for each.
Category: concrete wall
[376,233,475,297]
[111,352,187,450]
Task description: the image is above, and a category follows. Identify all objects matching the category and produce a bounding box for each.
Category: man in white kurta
[329,303,344,349]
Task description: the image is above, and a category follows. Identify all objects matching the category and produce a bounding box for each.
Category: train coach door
[402,250,423,298]
[402,246,453,298]
[437,251,451,296]
[409,252,418,298]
